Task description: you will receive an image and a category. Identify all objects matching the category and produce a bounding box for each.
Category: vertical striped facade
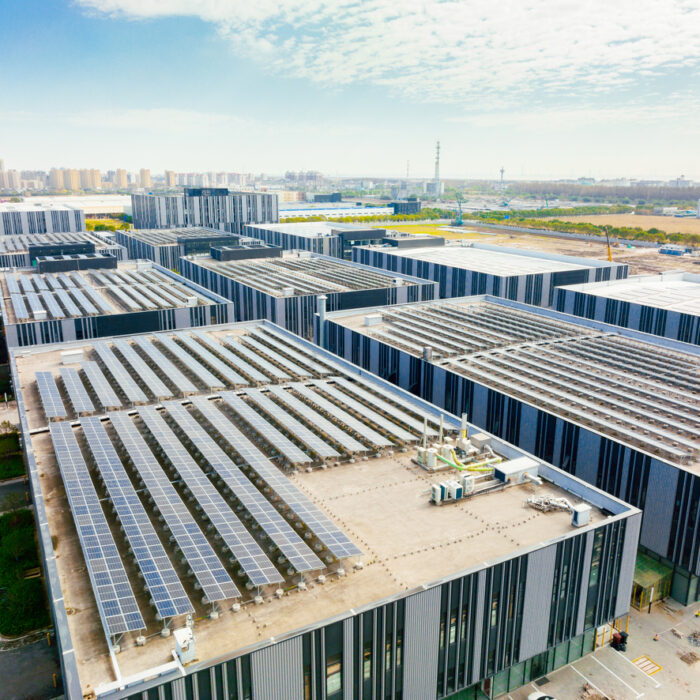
[0,207,86,235]
[244,224,343,258]
[352,246,627,306]
[321,318,700,605]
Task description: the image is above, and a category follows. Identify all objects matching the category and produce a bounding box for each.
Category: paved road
[0,638,62,700]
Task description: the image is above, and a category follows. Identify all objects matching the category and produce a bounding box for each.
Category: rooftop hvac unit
[571,503,591,527]
[61,349,83,364]
[494,457,541,485]
[281,286,295,297]
[469,433,491,450]
[174,626,195,664]
[33,309,48,321]
[136,260,153,271]
[186,296,197,307]
[365,313,383,326]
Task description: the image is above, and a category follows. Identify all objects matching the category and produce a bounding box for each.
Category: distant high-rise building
[164,170,176,187]
[113,169,128,189]
[64,169,80,191]
[48,168,63,189]
[140,168,151,188]
[79,169,92,189]
[0,158,5,172]
[0,169,21,190]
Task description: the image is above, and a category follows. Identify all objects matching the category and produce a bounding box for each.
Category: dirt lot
[377,222,699,275]
[552,213,700,235]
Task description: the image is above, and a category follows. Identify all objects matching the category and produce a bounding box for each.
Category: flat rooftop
[0,261,217,324]
[246,221,370,238]
[0,232,117,255]
[0,201,82,212]
[184,252,425,296]
[334,298,700,469]
[13,322,613,694]
[120,227,238,246]
[357,241,609,275]
[22,195,131,214]
[560,272,700,315]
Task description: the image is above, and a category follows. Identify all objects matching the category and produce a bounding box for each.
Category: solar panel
[34,276,49,291]
[132,336,197,394]
[108,411,240,603]
[25,291,46,319]
[192,396,361,560]
[144,283,184,308]
[222,337,290,381]
[10,294,29,321]
[70,272,89,288]
[59,366,95,414]
[190,331,269,384]
[173,332,248,386]
[220,392,312,465]
[6,275,21,295]
[46,276,63,291]
[80,417,193,620]
[245,389,339,459]
[135,284,171,308]
[54,288,82,316]
[81,284,114,314]
[311,380,416,443]
[160,402,292,583]
[94,343,148,404]
[156,334,223,389]
[249,327,333,375]
[106,284,143,311]
[81,361,122,409]
[240,336,311,377]
[111,339,173,399]
[69,288,98,315]
[20,276,35,293]
[265,385,367,453]
[189,398,326,572]
[36,371,67,419]
[290,382,393,448]
[58,273,75,288]
[39,291,66,319]
[49,422,145,637]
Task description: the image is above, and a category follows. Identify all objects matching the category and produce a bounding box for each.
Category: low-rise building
[0,201,86,235]
[0,232,126,267]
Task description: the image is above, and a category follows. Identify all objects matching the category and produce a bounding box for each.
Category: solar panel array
[36,371,67,419]
[156,334,223,389]
[49,422,145,637]
[81,361,122,409]
[132,336,197,394]
[111,339,173,399]
[59,367,95,414]
[94,343,148,404]
[173,332,248,386]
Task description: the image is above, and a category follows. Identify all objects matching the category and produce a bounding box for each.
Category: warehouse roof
[331,297,700,468]
[357,241,621,275]
[118,227,238,246]
[13,322,620,695]
[182,251,427,296]
[0,201,81,213]
[559,272,700,315]
[246,221,377,238]
[0,231,118,255]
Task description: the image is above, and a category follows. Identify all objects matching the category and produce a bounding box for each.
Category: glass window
[326,655,342,697]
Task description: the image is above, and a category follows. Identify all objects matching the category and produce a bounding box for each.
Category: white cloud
[76,0,700,106]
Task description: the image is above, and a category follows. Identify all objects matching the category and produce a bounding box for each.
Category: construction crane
[453,197,464,226]
[604,226,613,262]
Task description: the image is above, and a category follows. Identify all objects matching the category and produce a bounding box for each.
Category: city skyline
[1,1,699,180]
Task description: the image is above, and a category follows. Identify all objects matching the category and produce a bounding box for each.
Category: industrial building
[131,188,278,233]
[390,200,422,215]
[0,259,233,347]
[0,231,126,267]
[114,228,278,269]
[179,250,437,338]
[244,222,395,259]
[12,320,640,699]
[555,271,700,345]
[353,240,628,305]
[319,296,700,603]
[279,203,394,219]
[0,200,86,235]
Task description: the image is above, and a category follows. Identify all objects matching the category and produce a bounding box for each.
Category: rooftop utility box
[494,457,539,484]
[61,349,83,365]
[365,313,383,326]
[174,627,195,664]
[571,503,592,527]
[469,433,492,451]
[186,296,198,307]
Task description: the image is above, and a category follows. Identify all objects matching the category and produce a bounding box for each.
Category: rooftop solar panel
[34,276,49,291]
[69,288,99,315]
[173,332,248,386]
[265,385,367,453]
[111,339,173,399]
[108,412,240,603]
[131,336,197,394]
[220,392,312,465]
[94,343,148,404]
[190,331,269,384]
[156,334,223,389]
[240,336,311,378]
[81,360,122,409]
[19,275,35,293]
[58,273,75,289]
[106,284,143,312]
[80,417,194,620]
[49,422,145,638]
[39,291,66,319]
[81,284,114,314]
[36,371,67,419]
[192,396,361,560]
[25,291,46,318]
[6,275,21,295]
[54,288,82,316]
[221,337,290,381]
[59,366,95,414]
[248,327,333,375]
[10,294,29,321]
[245,389,339,459]
[46,276,63,291]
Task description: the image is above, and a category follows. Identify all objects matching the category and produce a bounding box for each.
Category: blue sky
[2,0,700,180]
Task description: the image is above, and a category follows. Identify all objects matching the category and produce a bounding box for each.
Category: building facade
[0,202,86,235]
[0,232,126,267]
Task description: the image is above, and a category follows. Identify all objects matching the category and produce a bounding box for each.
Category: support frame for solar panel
[132,336,198,394]
[191,396,360,561]
[94,343,148,404]
[49,422,145,640]
[156,334,224,389]
[248,327,334,375]
[108,411,240,604]
[80,416,194,621]
[240,336,312,377]
[289,382,392,448]
[311,380,416,443]
[111,339,173,399]
[39,291,66,319]
[190,331,269,384]
[245,389,339,460]
[220,391,311,465]
[139,405,288,585]
[59,366,95,414]
[164,400,317,578]
[36,371,67,419]
[383,317,464,355]
[81,360,122,409]
[265,385,367,453]
[173,332,248,386]
[222,337,290,381]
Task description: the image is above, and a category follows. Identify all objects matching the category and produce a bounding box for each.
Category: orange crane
[604,226,613,262]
